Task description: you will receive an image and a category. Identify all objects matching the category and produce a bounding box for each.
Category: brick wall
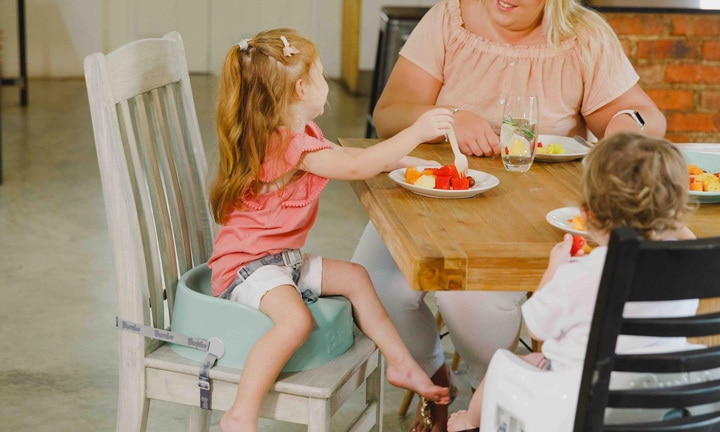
[603,12,720,143]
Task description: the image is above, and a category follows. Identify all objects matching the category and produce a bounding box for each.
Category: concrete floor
[0,77,475,431]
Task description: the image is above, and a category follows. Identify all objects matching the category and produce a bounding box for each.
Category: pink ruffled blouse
[399,0,639,138]
[208,122,332,295]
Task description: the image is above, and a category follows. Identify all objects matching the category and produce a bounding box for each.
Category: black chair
[481,227,720,432]
[366,6,429,138]
[576,227,720,431]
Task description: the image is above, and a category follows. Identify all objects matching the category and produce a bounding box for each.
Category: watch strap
[611,109,645,131]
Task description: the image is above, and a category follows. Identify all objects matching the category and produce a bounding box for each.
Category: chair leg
[398,389,415,416]
[451,351,462,371]
[368,354,384,431]
[116,343,150,432]
[187,406,211,432]
[307,398,331,432]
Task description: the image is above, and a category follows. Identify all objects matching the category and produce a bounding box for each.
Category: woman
[352,1,666,431]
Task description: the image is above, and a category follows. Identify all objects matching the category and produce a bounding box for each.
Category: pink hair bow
[280,36,300,57]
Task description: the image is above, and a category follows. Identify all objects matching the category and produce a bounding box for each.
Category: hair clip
[280,36,299,57]
[237,39,250,51]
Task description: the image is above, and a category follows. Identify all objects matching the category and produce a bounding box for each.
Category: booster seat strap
[116,317,225,410]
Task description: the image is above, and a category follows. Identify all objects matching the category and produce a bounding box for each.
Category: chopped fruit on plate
[435,175,451,190]
[403,164,475,191]
[414,175,436,189]
[568,214,586,231]
[536,142,566,155]
[688,164,720,192]
[404,166,422,184]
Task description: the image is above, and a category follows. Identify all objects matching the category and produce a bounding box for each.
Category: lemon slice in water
[508,136,529,156]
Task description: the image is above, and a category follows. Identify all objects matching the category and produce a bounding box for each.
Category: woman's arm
[374,58,500,156]
[584,84,667,139]
[373,57,444,139]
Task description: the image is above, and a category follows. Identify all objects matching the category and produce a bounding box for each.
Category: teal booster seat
[171,264,355,371]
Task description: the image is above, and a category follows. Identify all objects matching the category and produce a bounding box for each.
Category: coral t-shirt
[400,0,639,138]
[208,122,332,295]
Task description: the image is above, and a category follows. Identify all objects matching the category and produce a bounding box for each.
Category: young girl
[447,132,698,432]
[207,28,454,432]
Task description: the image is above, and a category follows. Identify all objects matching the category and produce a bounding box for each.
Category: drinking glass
[499,95,539,172]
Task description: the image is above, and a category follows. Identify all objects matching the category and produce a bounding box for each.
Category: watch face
[633,111,645,127]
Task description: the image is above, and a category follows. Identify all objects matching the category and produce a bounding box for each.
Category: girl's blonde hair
[209,28,318,224]
[543,0,625,68]
[581,132,696,240]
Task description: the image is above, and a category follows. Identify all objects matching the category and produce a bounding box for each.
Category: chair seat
[171,264,354,372]
[146,329,380,421]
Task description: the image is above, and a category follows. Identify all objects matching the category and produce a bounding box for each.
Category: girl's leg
[436,291,525,388]
[352,221,445,375]
[447,353,547,431]
[352,221,452,432]
[321,257,450,405]
[447,378,485,432]
[220,285,313,432]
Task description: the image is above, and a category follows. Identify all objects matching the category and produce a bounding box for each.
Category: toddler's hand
[411,108,454,144]
[547,234,575,269]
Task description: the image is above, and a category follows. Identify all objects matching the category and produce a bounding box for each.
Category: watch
[611,109,645,131]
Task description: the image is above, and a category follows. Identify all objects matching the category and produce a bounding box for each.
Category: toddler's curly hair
[581,132,696,239]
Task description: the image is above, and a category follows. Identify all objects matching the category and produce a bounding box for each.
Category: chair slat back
[575,227,720,432]
[85,32,216,349]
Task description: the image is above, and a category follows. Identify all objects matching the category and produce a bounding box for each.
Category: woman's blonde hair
[209,28,318,224]
[543,0,625,68]
[581,132,696,240]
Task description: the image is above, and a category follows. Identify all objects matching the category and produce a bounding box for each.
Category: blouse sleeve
[580,32,639,115]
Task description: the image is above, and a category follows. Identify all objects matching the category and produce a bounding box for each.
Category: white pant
[352,222,525,388]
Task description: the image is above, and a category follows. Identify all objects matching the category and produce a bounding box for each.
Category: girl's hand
[410,108,454,144]
[386,156,441,173]
[453,110,500,157]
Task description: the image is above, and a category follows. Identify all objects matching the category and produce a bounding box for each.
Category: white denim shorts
[228,253,323,310]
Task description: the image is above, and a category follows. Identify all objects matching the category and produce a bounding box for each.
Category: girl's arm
[336,144,440,172]
[299,108,452,180]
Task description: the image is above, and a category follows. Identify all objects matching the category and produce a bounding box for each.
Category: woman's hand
[453,110,500,157]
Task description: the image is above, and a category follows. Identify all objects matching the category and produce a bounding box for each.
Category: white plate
[388,167,499,199]
[534,135,590,162]
[682,150,720,204]
[546,206,587,235]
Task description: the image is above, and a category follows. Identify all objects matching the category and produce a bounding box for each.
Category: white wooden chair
[84,31,383,432]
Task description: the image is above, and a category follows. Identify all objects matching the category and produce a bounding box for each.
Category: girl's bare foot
[386,359,450,405]
[408,363,456,432]
[447,409,477,432]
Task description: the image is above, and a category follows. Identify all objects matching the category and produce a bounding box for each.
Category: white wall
[0,0,103,78]
[0,0,437,79]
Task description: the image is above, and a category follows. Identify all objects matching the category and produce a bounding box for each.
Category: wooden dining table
[342,138,720,343]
